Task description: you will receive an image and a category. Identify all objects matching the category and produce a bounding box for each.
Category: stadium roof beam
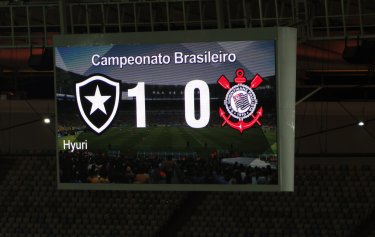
[0,0,375,48]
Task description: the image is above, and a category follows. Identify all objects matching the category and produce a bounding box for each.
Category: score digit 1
[128,82,146,128]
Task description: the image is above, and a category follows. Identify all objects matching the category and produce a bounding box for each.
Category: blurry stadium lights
[43,118,51,124]
[358,121,365,126]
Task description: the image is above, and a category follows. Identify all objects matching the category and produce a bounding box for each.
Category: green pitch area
[64,126,276,158]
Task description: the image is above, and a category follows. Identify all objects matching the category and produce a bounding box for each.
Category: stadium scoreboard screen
[55,27,296,191]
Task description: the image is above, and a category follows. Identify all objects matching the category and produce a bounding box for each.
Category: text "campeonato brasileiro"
[91,51,237,68]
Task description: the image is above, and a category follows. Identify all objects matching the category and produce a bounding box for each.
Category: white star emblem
[85,85,111,115]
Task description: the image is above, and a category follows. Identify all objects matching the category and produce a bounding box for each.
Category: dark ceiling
[0,0,374,100]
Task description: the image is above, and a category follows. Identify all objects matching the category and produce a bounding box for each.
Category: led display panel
[55,27,296,191]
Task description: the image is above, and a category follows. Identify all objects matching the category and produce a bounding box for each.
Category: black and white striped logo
[224,84,257,120]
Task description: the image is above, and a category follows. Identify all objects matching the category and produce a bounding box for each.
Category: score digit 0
[184,80,210,128]
[128,80,210,128]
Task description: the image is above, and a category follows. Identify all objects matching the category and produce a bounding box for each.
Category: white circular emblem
[224,84,257,120]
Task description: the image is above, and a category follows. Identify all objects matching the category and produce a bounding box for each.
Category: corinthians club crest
[75,75,120,134]
[217,68,263,133]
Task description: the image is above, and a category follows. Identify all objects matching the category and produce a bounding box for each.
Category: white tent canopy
[221,157,273,169]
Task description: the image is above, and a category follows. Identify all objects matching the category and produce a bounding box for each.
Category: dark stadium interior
[1,0,375,236]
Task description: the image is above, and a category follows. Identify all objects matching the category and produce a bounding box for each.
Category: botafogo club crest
[217,68,263,133]
[75,75,120,135]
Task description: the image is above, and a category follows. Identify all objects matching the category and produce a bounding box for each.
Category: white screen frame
[54,27,296,191]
